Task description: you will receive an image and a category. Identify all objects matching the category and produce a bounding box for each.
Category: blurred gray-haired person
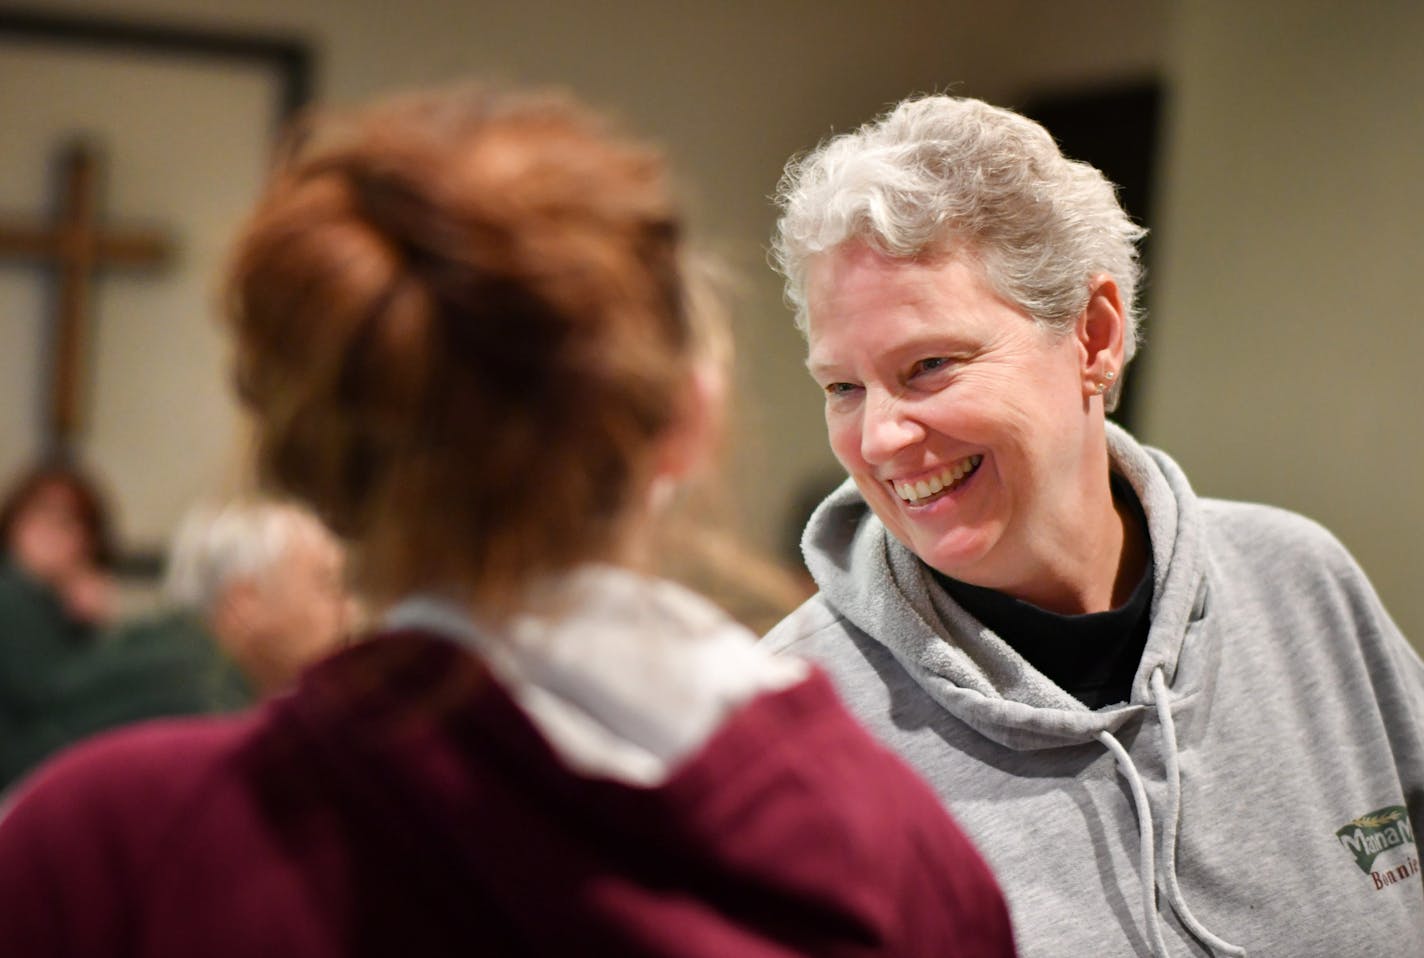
[165,499,354,696]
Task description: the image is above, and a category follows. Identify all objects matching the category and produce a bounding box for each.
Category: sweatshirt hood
[802,422,1211,751]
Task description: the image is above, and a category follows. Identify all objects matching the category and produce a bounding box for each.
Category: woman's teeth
[893,455,983,503]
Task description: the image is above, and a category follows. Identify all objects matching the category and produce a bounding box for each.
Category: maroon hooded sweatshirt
[0,630,1016,957]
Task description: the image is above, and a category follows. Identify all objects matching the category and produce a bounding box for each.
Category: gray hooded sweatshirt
[764,424,1424,957]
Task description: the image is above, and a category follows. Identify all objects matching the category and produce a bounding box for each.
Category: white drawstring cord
[1100,668,1249,958]
[1097,729,1172,958]
[1150,669,1248,957]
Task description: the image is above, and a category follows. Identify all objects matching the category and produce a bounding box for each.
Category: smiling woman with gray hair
[765,94,1424,957]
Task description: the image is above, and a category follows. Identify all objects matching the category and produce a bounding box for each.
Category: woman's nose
[860,393,925,464]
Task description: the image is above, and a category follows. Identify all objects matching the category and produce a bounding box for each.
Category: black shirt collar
[932,474,1153,709]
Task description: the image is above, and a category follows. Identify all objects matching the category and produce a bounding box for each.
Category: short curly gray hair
[772,94,1146,410]
[164,499,329,615]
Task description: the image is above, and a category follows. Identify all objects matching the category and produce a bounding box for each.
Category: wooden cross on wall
[0,140,174,454]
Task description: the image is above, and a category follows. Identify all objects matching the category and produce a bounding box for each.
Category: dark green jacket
[0,562,101,789]
[2,565,253,794]
[54,610,254,746]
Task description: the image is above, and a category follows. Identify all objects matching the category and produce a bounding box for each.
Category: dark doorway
[1022,80,1162,432]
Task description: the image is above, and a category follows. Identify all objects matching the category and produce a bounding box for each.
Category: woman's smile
[890,453,984,506]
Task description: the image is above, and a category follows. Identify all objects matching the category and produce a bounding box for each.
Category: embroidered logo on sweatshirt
[1336,806,1419,890]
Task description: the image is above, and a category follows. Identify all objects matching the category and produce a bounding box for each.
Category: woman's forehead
[806,248,1030,356]
[806,242,996,309]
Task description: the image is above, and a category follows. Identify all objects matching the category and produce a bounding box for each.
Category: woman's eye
[915,357,951,375]
[824,382,860,398]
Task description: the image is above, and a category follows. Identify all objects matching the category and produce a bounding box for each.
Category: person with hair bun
[765,93,1424,957]
[0,87,1016,957]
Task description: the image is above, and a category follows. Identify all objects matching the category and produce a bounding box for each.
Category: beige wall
[1144,0,1424,643]
[3,0,1168,560]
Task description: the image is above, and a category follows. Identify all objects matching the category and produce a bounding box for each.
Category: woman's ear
[654,360,726,489]
[1077,274,1126,393]
[210,577,262,660]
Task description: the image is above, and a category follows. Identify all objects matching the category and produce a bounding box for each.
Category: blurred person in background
[0,461,118,626]
[7,499,356,791]
[160,498,354,698]
[0,461,118,786]
[0,85,1015,957]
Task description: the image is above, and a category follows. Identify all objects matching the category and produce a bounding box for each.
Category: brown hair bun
[225,86,697,611]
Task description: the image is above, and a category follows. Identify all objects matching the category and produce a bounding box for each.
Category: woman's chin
[909,534,998,582]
